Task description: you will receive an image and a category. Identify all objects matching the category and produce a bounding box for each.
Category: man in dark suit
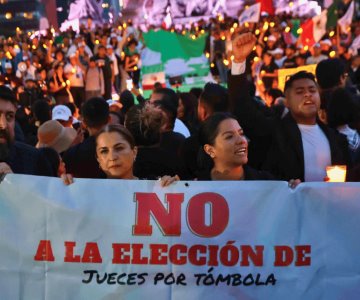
[228,33,350,182]
[0,86,53,177]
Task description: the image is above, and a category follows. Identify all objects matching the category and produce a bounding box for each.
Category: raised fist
[232,32,257,63]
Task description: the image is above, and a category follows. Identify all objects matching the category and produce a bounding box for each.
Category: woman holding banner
[196,112,301,188]
[62,124,179,186]
[196,112,275,181]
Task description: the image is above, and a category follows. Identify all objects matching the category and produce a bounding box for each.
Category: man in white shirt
[64,53,86,108]
[229,33,350,181]
[306,43,328,65]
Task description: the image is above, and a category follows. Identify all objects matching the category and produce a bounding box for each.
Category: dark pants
[70,86,85,109]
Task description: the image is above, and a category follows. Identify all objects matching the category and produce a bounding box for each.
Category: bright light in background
[112,93,120,101]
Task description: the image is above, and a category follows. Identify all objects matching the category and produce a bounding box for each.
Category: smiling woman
[197,112,275,181]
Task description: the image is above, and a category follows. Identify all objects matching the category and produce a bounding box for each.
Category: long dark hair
[197,112,237,170]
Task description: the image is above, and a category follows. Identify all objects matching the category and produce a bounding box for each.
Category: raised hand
[232,32,257,63]
[61,173,74,185]
[160,175,180,187]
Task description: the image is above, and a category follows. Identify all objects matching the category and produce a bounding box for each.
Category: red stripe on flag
[300,18,315,47]
[257,0,275,15]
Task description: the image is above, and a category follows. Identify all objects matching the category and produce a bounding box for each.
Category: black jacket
[7,142,54,176]
[228,73,351,181]
[62,136,105,179]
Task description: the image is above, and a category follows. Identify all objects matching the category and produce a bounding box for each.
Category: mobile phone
[126,79,133,90]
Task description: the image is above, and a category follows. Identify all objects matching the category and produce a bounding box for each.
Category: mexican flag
[141,30,210,90]
[300,9,327,46]
[326,0,340,30]
[338,0,354,34]
[300,0,341,46]
[257,0,275,15]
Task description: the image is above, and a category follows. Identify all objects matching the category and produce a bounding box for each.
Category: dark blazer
[228,73,351,182]
[7,142,54,176]
[62,136,105,179]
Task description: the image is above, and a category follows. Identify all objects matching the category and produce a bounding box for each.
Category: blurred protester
[64,53,86,108]
[0,86,53,176]
[125,104,184,179]
[282,45,297,69]
[62,97,109,178]
[93,45,112,100]
[85,57,105,101]
[48,63,71,105]
[306,43,328,65]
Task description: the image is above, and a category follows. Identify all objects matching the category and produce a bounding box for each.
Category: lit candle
[326,165,347,182]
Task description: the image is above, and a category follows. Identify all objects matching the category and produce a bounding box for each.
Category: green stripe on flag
[327,0,340,30]
[143,30,208,63]
[142,63,164,75]
[291,19,301,38]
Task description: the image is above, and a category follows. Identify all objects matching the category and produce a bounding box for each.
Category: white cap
[268,35,276,42]
[269,48,284,55]
[320,39,332,46]
[4,62,12,69]
[52,105,72,121]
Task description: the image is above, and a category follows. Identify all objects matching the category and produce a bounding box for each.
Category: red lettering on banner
[82,242,102,263]
[133,193,184,236]
[34,240,55,261]
[169,244,187,265]
[241,245,264,266]
[112,243,131,264]
[208,245,219,266]
[149,244,168,264]
[187,193,229,237]
[64,241,81,262]
[188,245,207,266]
[274,246,294,266]
[295,245,311,266]
[131,244,149,264]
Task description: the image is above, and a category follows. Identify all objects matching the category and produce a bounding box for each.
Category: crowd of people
[0,6,360,185]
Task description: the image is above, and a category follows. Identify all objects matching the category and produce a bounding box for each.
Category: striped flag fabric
[338,1,354,34]
[300,10,327,47]
[326,0,340,29]
[256,0,275,15]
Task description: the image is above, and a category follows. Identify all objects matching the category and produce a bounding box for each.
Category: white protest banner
[239,3,261,25]
[1,175,360,299]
